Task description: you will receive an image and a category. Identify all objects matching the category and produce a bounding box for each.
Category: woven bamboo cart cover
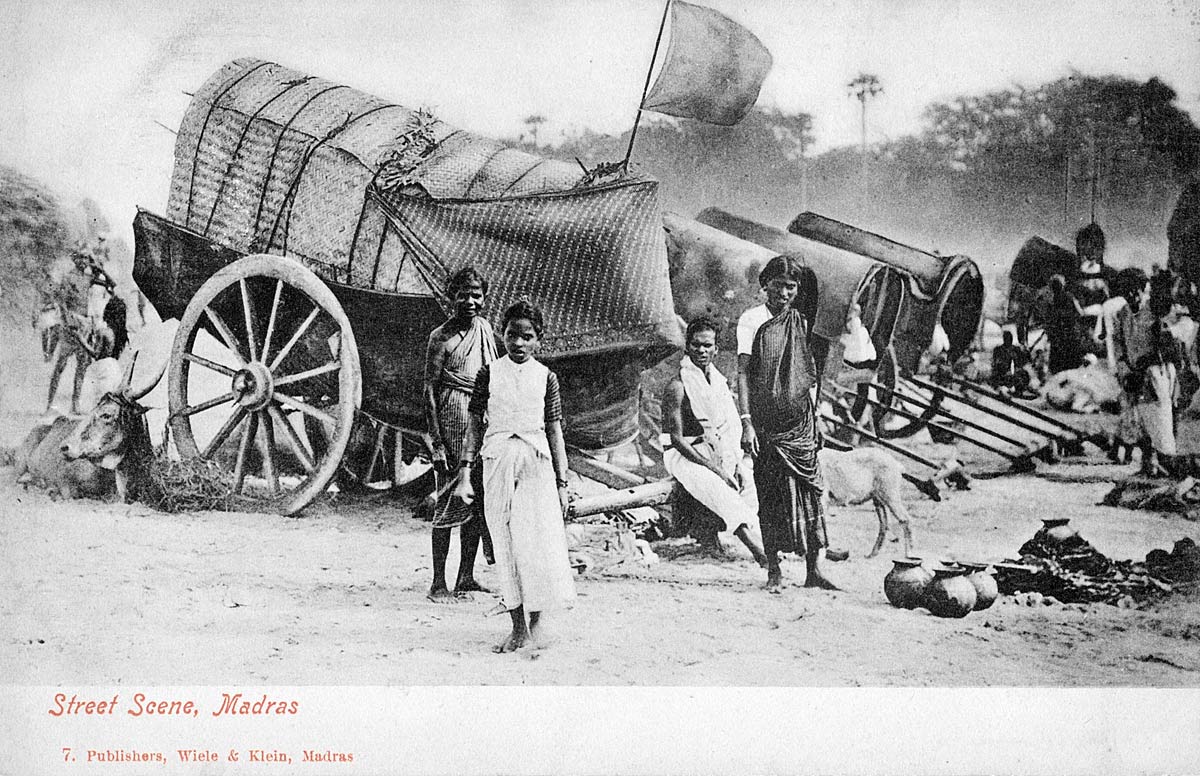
[157,58,680,447]
[165,57,678,358]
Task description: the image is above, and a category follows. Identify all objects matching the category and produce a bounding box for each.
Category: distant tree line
[517,73,1199,301]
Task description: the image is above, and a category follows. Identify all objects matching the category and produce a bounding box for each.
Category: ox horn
[123,349,169,403]
[130,356,168,402]
[118,350,139,393]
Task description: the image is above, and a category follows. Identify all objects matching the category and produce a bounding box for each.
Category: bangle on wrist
[460,458,475,468]
[556,478,569,488]
[740,413,752,420]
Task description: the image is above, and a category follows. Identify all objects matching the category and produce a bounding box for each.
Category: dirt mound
[0,166,71,323]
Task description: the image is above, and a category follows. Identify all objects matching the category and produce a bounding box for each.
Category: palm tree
[523,114,547,148]
[847,73,884,194]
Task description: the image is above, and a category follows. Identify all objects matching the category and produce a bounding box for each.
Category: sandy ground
[2,329,1199,687]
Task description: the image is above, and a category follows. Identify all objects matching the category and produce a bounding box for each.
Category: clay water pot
[960,562,1000,611]
[884,558,933,609]
[1038,517,1079,546]
[923,565,977,618]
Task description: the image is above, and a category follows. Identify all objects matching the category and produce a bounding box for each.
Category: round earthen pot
[960,562,1000,611]
[1038,517,1079,546]
[923,565,977,618]
[884,558,933,609]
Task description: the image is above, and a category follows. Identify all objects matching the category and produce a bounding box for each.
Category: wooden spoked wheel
[840,344,898,422]
[168,255,361,515]
[867,345,900,433]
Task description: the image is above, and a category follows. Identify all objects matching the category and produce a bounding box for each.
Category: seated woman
[660,316,766,565]
[990,330,1036,398]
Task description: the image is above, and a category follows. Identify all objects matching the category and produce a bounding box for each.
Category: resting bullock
[14,417,114,500]
[14,357,125,498]
[16,355,163,503]
[63,390,159,504]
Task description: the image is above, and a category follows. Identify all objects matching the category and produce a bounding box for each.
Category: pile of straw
[144,450,238,513]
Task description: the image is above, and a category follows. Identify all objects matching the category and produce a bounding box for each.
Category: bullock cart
[134,58,680,515]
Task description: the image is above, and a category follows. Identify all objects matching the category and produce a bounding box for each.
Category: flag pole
[623,0,672,168]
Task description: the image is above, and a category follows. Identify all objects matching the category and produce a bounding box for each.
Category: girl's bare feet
[528,611,558,650]
[804,556,841,590]
[493,607,529,653]
[492,630,527,653]
[803,572,841,591]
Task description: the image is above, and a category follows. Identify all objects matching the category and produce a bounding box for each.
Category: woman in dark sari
[1043,274,1085,375]
[736,255,836,591]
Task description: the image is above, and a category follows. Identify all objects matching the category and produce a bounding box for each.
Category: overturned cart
[134,58,680,514]
[693,208,908,386]
[713,211,1094,475]
[788,212,984,375]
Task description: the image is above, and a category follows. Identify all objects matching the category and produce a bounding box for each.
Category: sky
[1,0,1198,240]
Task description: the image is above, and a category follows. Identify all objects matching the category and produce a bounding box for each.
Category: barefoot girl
[455,300,575,651]
[423,267,496,601]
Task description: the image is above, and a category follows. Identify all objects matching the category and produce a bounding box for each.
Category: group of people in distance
[1108,261,1200,478]
[995,221,1200,479]
[422,256,840,652]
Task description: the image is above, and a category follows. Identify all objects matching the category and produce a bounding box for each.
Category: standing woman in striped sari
[737,255,838,592]
[423,267,497,601]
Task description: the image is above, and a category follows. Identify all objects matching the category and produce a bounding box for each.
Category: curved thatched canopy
[162,57,679,359]
[141,58,680,449]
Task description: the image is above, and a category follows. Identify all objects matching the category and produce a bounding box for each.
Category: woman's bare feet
[764,566,783,592]
[735,526,768,567]
[454,577,492,596]
[803,571,841,591]
[427,584,458,603]
[528,613,558,650]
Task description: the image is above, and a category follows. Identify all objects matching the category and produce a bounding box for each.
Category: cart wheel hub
[232,362,274,411]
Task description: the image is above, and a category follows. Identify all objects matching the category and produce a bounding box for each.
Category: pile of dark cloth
[996,533,1198,606]
[1146,537,1200,583]
[1102,476,1200,518]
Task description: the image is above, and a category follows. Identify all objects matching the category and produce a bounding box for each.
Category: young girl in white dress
[455,300,575,652]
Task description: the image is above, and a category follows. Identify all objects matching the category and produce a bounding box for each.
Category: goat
[817,446,914,559]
